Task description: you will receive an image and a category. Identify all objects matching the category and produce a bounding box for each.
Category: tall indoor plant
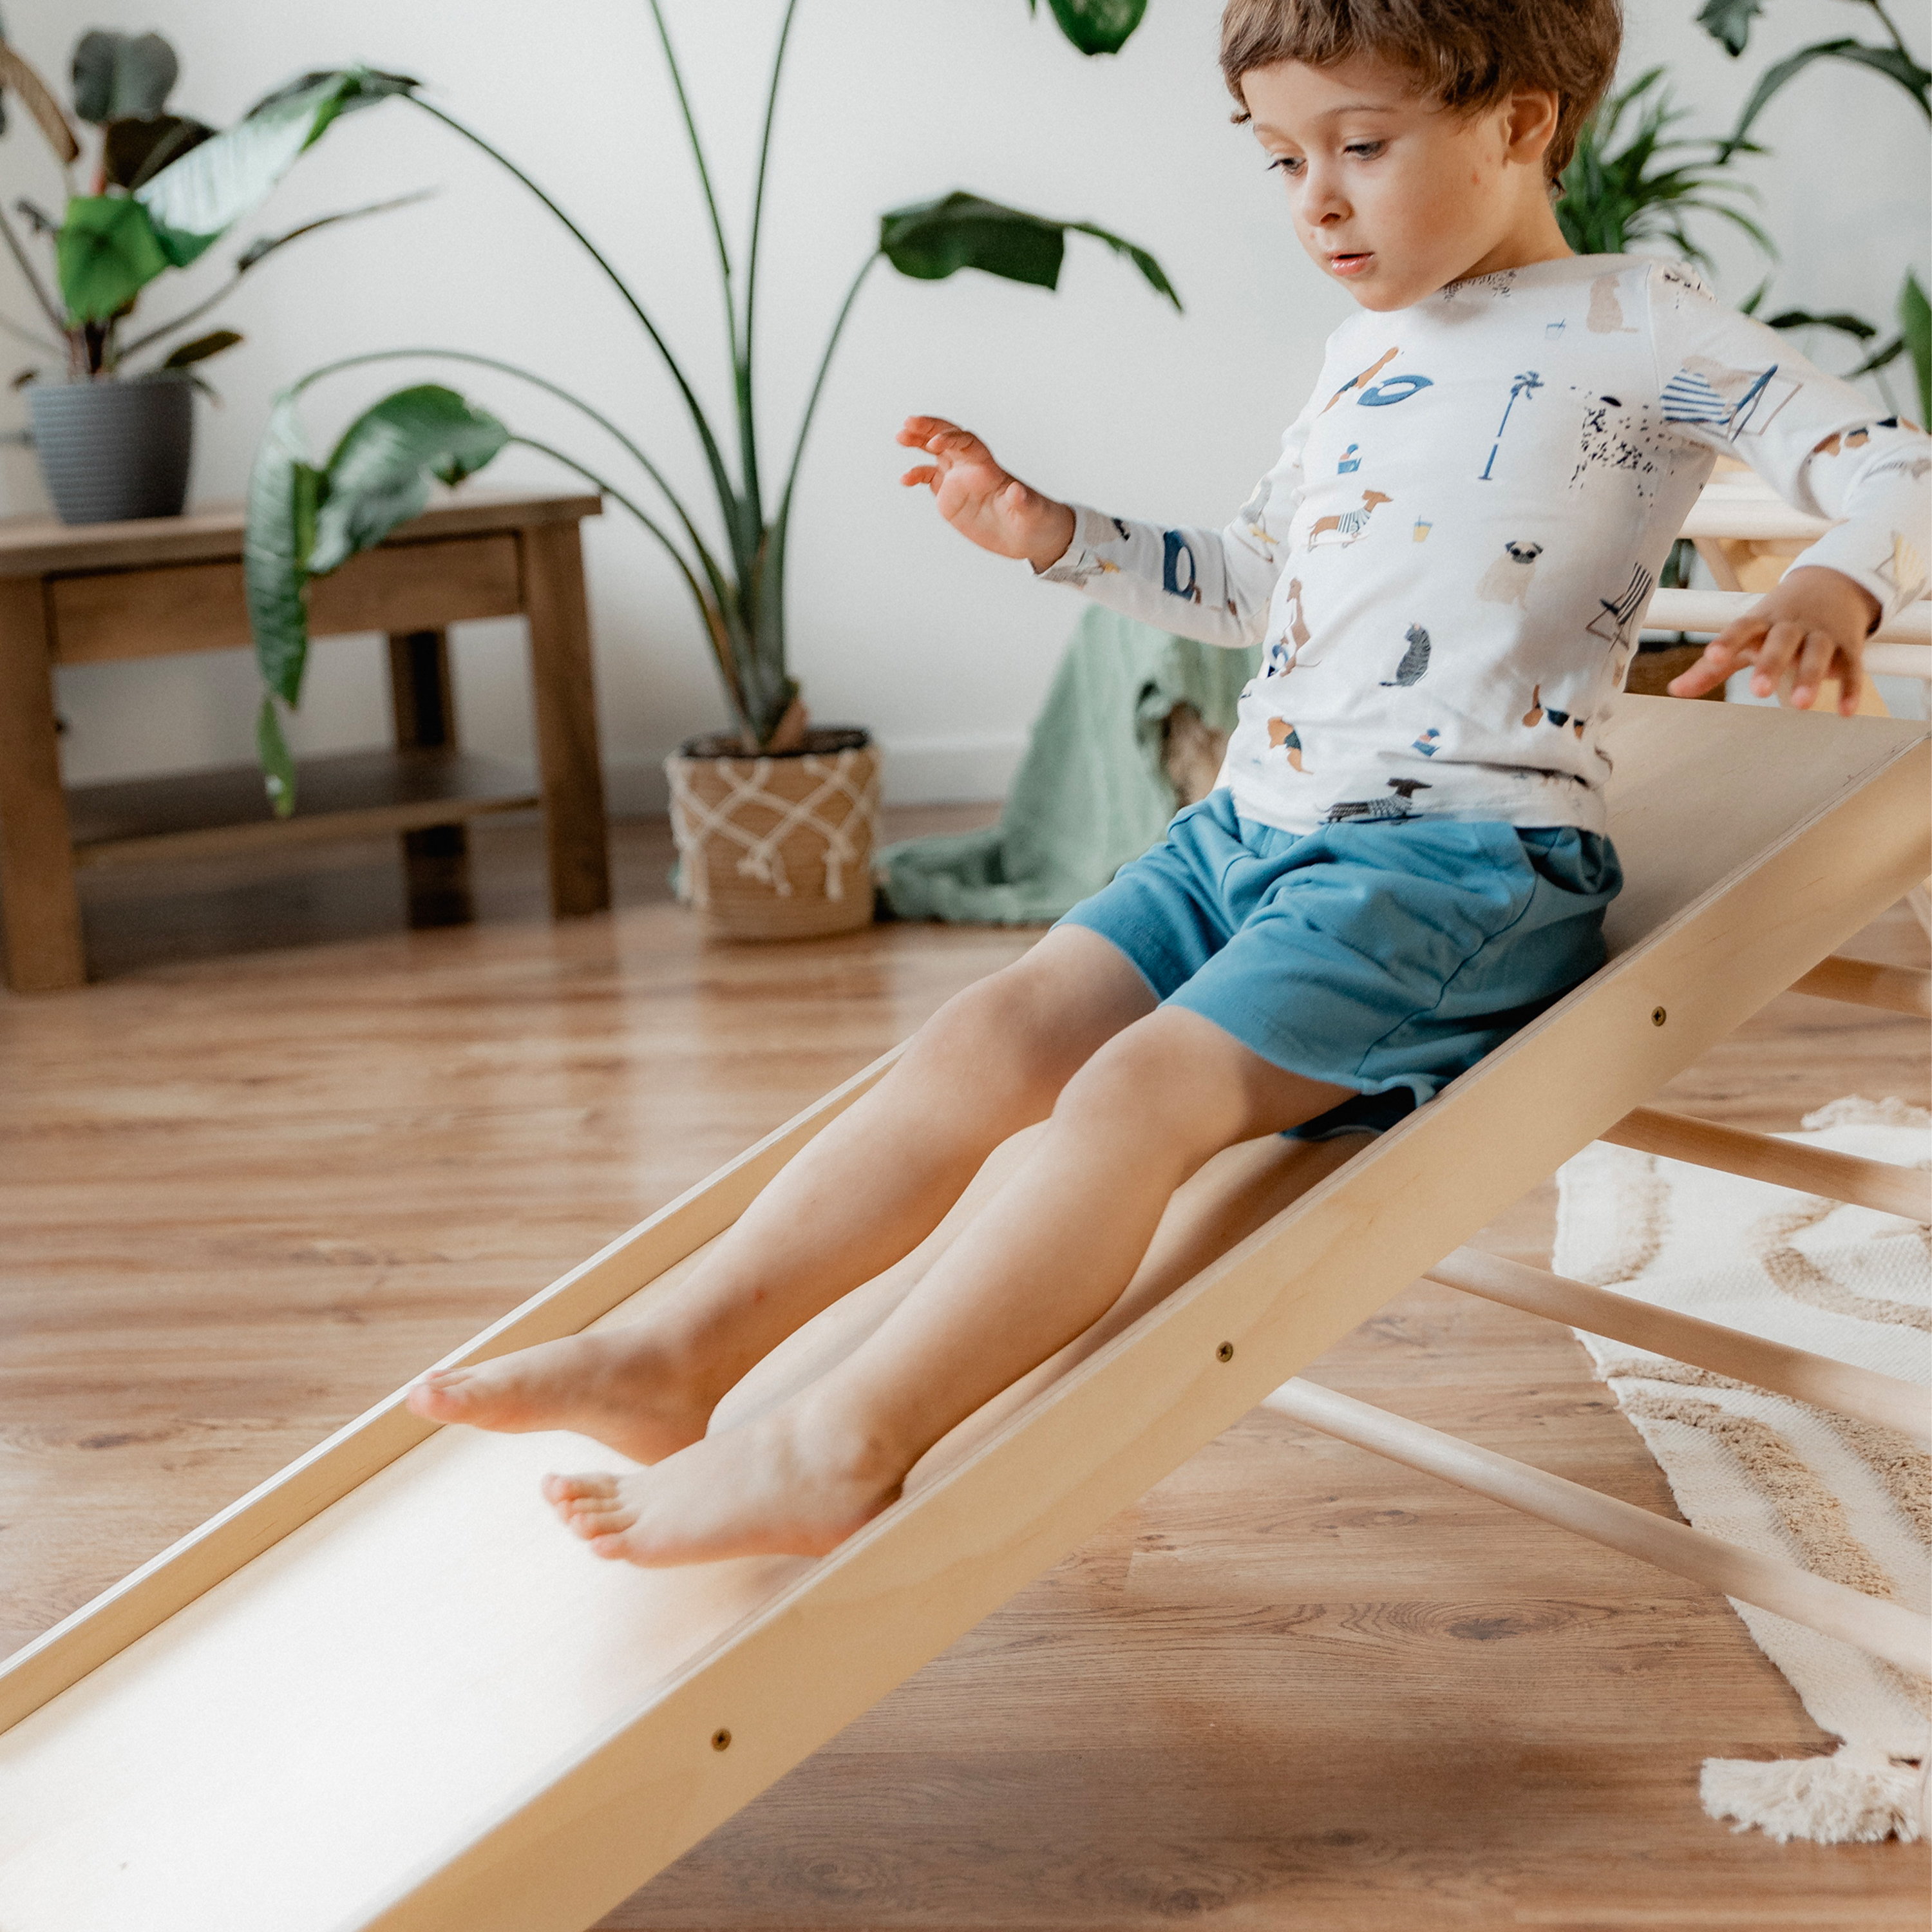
[1697,0,1930,426]
[0,28,415,522]
[242,3,1179,935]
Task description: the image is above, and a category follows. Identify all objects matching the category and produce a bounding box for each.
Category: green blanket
[876,607,1262,926]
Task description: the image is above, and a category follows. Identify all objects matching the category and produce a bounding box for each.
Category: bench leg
[387,628,472,929]
[521,521,609,918]
[0,577,85,992]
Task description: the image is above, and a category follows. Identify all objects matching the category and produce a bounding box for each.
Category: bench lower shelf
[67,749,541,870]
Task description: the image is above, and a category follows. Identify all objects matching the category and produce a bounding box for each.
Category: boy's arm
[898,414,1307,651]
[1645,265,1931,712]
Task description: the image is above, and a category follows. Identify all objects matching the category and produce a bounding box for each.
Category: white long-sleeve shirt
[1040,254,1931,835]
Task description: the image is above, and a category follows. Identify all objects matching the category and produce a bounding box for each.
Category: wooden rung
[1604,1105,1931,1222]
[1865,641,1932,681]
[1789,952,1932,1017]
[1426,1247,1929,1443]
[1263,1378,1931,1676]
[1643,587,1932,649]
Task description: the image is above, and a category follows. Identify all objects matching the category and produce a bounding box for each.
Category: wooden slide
[1,697,1926,1931]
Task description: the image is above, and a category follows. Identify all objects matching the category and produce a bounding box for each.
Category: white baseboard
[603,732,1026,819]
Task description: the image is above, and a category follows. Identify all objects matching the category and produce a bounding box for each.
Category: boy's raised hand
[1666,565,1881,715]
[898,416,1077,573]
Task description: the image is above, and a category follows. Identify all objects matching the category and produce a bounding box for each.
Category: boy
[410,0,1928,1565]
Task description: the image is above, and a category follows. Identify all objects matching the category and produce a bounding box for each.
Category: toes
[406,1372,469,1419]
[542,1471,615,1504]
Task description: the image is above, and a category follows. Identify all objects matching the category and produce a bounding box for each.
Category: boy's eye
[1268,155,1304,178]
[1344,140,1385,159]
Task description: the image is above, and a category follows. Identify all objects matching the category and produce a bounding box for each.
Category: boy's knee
[1052,1012,1223,1139]
[911,961,1074,1104]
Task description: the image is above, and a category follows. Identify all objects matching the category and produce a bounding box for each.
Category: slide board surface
[0,701,1925,1932]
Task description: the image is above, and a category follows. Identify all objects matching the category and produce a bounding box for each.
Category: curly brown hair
[1219,0,1622,179]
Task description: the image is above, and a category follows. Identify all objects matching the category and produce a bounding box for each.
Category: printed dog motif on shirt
[1379,624,1432,686]
[1264,578,1314,676]
[1569,391,1668,498]
[1307,489,1392,547]
[1662,357,1801,439]
[1266,717,1307,771]
[1323,778,1432,824]
[1587,273,1636,334]
[1476,540,1542,605]
[1813,427,1871,457]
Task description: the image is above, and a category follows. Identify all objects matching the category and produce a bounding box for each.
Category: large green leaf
[162,328,243,368]
[308,386,509,575]
[136,68,414,269]
[245,383,506,813]
[70,29,177,124]
[1728,38,1932,150]
[102,113,214,191]
[243,67,419,120]
[1029,0,1148,57]
[245,393,325,712]
[0,37,80,162]
[1901,270,1931,430]
[1696,0,1761,57]
[878,191,1179,309]
[55,194,171,323]
[1763,308,1877,341]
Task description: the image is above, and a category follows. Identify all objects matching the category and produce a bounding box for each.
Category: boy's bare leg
[544,1007,1352,1562]
[405,927,1156,1462]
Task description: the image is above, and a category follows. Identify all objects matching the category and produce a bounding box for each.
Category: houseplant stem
[736,0,803,535]
[504,433,748,721]
[290,345,727,599]
[776,250,880,538]
[644,0,738,373]
[406,96,743,549]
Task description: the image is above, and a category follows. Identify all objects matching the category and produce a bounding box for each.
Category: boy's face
[1240,57,1564,311]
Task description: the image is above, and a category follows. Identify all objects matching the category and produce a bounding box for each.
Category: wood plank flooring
[1,810,1924,1930]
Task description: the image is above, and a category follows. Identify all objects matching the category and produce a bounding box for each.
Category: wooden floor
[1,810,1925,1931]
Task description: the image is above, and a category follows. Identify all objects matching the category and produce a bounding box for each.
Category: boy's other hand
[1666,565,1882,715]
[897,416,1077,573]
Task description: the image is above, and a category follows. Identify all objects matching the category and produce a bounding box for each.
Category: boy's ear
[1502,88,1561,167]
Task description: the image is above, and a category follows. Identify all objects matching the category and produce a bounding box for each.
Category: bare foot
[405,1329,715,1465]
[542,1395,905,1566]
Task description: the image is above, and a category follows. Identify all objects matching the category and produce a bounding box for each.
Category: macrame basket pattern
[666,741,882,940]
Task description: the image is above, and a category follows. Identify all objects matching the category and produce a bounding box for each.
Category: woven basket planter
[667,727,881,941]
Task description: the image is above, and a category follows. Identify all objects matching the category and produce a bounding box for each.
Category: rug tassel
[1701,1745,1927,1844]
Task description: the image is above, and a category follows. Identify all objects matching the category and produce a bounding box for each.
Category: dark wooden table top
[0,488,603,576]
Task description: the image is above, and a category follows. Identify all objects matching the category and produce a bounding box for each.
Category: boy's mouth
[1327,251,1374,278]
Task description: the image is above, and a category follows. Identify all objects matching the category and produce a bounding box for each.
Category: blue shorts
[1058,789,1622,1139]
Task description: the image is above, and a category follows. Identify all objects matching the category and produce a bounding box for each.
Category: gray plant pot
[28,374,195,524]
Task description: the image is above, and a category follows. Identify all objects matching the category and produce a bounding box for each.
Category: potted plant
[0,26,417,524]
[240,1,1180,940]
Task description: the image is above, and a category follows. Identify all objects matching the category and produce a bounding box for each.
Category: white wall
[9,0,1927,804]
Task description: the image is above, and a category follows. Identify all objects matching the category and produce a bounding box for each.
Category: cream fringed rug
[1553,1097,1931,1844]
